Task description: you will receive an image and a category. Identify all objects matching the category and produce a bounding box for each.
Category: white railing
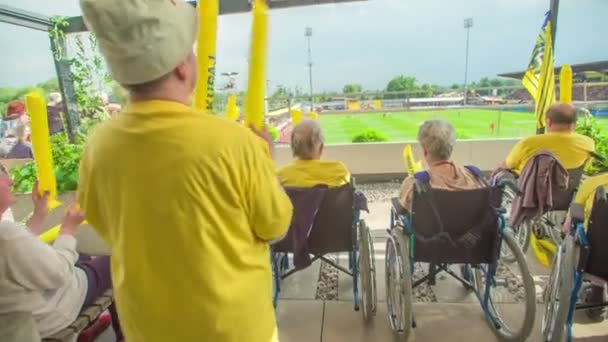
[274,138,520,175]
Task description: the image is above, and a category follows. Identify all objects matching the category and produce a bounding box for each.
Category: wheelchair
[498,163,587,262]
[542,186,608,342]
[386,168,536,341]
[271,181,377,321]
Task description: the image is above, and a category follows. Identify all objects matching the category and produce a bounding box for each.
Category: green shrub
[10,162,36,194]
[576,115,608,175]
[351,129,388,143]
[268,125,279,142]
[11,134,83,194]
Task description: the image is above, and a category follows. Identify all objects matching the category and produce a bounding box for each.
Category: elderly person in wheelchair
[386,119,536,341]
[397,119,485,211]
[543,176,608,341]
[278,119,350,188]
[558,172,608,322]
[493,104,596,252]
[273,119,376,320]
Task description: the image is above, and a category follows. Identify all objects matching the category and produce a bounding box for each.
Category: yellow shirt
[78,100,292,342]
[505,131,595,174]
[573,173,608,225]
[277,159,350,188]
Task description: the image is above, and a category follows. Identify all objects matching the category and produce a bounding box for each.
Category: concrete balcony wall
[275,138,519,179]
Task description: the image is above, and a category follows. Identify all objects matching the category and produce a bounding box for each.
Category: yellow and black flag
[522,12,556,132]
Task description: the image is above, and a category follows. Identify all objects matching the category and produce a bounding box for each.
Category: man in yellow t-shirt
[566,172,608,320]
[572,173,608,226]
[502,103,595,174]
[278,119,350,188]
[78,1,292,341]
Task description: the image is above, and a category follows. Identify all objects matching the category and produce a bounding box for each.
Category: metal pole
[265,79,270,117]
[583,81,588,108]
[49,33,80,142]
[550,0,560,49]
[463,18,473,107]
[305,27,314,110]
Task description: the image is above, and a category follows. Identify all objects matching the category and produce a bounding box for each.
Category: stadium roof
[0,0,366,32]
[498,60,608,80]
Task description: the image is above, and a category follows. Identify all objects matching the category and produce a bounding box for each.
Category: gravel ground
[313,181,529,304]
[412,264,439,302]
[356,181,401,203]
[316,254,339,300]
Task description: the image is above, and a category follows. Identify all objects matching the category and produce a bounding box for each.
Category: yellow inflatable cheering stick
[559,65,573,104]
[308,111,319,120]
[225,94,240,121]
[244,0,268,130]
[403,144,423,175]
[26,93,62,243]
[529,233,555,268]
[26,93,87,243]
[194,0,218,113]
[290,109,303,125]
[26,93,61,210]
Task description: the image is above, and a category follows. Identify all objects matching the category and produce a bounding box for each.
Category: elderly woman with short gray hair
[398,119,485,210]
[278,119,350,187]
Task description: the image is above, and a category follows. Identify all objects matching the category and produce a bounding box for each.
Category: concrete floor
[11,194,608,341]
[96,300,608,342]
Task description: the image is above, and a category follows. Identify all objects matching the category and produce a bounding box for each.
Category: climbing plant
[11,19,111,193]
[576,115,608,175]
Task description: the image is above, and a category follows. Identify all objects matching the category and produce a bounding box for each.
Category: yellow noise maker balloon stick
[308,111,319,120]
[559,65,573,104]
[290,109,302,125]
[403,144,423,175]
[529,234,554,268]
[26,93,61,210]
[194,0,218,112]
[226,94,240,120]
[244,0,269,130]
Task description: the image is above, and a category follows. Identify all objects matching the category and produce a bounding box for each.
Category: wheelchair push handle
[496,177,521,195]
[569,203,585,223]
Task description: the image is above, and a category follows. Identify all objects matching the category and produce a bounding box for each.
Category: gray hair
[48,92,62,105]
[291,119,324,159]
[417,119,455,161]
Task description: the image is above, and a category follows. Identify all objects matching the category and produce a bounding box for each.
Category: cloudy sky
[0,0,606,92]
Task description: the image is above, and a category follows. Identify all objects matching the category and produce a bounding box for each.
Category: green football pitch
[319,109,608,144]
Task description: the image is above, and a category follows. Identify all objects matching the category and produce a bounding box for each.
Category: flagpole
[550,0,560,49]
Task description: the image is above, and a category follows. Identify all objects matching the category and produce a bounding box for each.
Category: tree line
[341,75,520,99]
[0,78,60,115]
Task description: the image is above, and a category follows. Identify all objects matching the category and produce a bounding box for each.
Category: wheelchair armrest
[391,197,408,215]
[569,203,585,223]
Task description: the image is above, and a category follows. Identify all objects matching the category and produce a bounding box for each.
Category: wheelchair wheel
[271,253,282,308]
[385,229,412,340]
[542,235,576,342]
[359,220,377,321]
[544,211,566,247]
[475,229,536,341]
[500,187,530,262]
[501,221,530,263]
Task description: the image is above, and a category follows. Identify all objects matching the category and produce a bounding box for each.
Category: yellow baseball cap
[80,0,197,86]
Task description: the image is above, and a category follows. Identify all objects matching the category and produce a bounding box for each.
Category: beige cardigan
[0,219,87,337]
